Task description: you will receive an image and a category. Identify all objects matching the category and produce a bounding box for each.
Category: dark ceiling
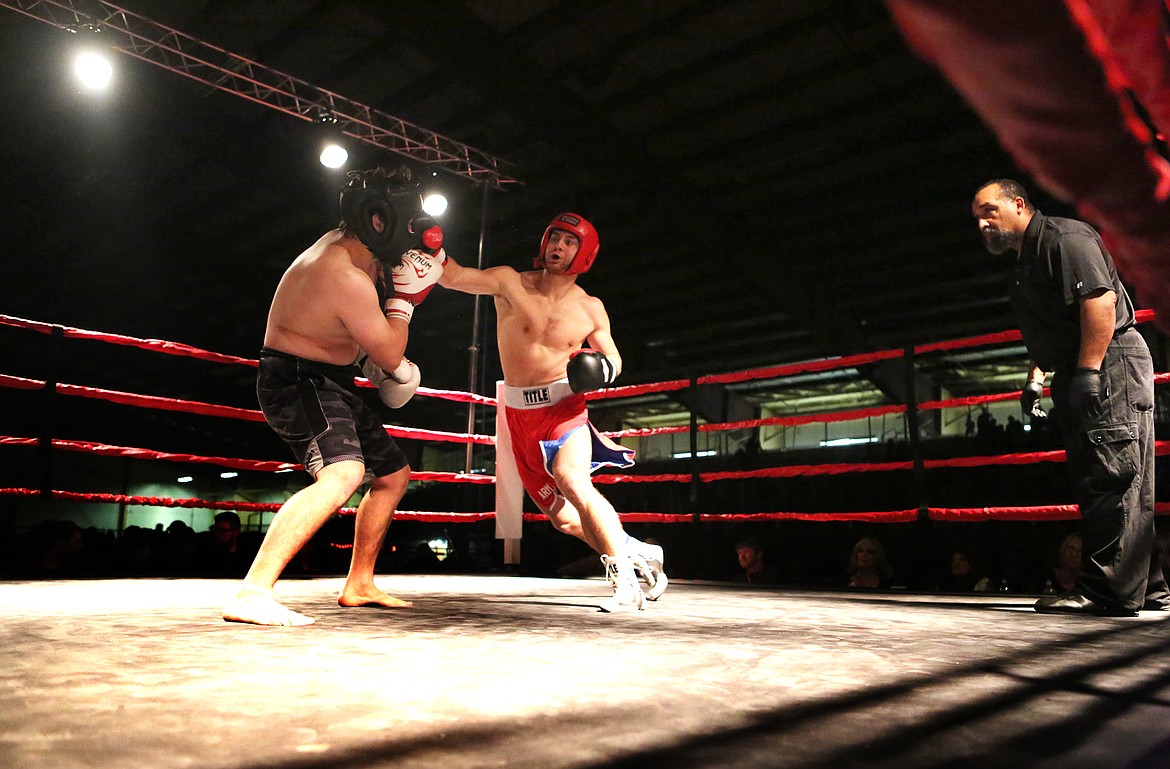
[0,0,1094,466]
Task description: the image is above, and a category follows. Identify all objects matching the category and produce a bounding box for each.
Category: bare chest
[498,289,593,349]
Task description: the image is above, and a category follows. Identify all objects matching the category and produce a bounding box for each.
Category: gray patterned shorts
[256,347,408,479]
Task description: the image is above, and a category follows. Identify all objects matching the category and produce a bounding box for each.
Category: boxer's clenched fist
[567,349,618,393]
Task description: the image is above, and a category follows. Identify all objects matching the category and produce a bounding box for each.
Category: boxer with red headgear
[533,212,600,274]
[437,212,666,613]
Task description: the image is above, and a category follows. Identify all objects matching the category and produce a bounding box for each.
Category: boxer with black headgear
[223,166,446,627]
[436,212,667,614]
[338,165,446,320]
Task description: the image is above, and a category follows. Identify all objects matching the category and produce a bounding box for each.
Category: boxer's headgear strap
[534,212,600,274]
[338,166,423,264]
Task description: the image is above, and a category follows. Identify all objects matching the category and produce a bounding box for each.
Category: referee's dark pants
[1051,328,1166,612]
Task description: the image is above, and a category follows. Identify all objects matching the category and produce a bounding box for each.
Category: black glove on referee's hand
[1020,380,1046,420]
[1068,367,1102,414]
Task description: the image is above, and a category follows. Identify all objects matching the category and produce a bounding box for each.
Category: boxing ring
[2,311,1170,769]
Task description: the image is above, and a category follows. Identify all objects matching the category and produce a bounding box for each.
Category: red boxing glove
[409,215,443,255]
[384,248,447,323]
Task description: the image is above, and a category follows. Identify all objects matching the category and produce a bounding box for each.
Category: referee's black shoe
[1035,592,1137,617]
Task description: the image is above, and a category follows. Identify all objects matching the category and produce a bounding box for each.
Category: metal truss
[1,0,518,188]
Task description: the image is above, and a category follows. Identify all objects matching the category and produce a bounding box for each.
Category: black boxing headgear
[338,166,424,265]
[534,212,600,274]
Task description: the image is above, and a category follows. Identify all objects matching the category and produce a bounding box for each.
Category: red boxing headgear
[534,212,600,274]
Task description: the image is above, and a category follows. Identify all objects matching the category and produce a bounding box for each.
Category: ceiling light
[319,142,348,168]
[312,110,348,168]
[74,49,113,91]
[422,193,447,216]
[177,476,193,483]
[219,471,238,479]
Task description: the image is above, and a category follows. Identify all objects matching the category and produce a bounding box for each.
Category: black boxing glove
[567,349,617,394]
[1068,367,1102,413]
[1020,380,1046,420]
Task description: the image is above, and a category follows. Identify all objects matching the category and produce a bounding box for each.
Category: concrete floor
[2,576,1169,769]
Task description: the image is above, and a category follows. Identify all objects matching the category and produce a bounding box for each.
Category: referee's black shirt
[1009,212,1135,372]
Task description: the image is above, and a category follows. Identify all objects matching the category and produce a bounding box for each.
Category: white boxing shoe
[599,554,645,613]
[631,543,668,601]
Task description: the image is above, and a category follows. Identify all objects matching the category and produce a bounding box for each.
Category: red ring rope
[6,488,1163,522]
[2,310,1165,525]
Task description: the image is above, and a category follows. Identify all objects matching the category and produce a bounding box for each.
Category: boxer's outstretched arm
[584,298,622,379]
[438,254,518,297]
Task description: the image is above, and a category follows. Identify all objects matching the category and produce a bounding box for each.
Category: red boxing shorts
[503,379,635,509]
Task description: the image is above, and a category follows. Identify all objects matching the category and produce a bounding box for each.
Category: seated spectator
[1153,529,1170,581]
[846,536,893,589]
[161,520,199,576]
[1042,532,1082,594]
[734,537,781,585]
[188,512,251,578]
[116,525,163,576]
[936,547,992,593]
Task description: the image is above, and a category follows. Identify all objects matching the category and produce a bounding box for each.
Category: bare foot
[223,588,315,626]
[338,585,413,609]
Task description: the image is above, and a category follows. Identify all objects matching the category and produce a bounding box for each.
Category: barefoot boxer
[223,166,445,626]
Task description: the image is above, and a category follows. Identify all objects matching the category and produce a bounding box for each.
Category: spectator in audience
[1153,529,1170,582]
[116,525,162,576]
[976,406,997,437]
[1004,415,1026,448]
[162,520,199,576]
[733,537,781,585]
[936,547,992,593]
[210,512,242,552]
[846,536,893,589]
[189,512,251,578]
[1042,532,1082,594]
